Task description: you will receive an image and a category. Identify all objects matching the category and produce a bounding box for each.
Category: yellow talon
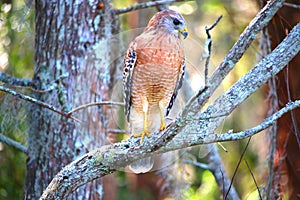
[159,102,167,131]
[133,130,150,144]
[159,121,166,131]
[134,109,150,144]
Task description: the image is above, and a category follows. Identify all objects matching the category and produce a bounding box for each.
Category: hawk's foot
[134,130,150,144]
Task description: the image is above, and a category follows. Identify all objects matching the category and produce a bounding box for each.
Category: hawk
[123,9,188,144]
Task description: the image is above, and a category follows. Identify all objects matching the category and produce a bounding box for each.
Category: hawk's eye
[173,18,180,25]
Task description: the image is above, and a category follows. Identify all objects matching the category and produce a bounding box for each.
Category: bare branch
[225,138,251,199]
[206,144,240,200]
[203,15,223,85]
[245,159,263,200]
[217,100,300,142]
[202,15,239,200]
[182,159,210,170]
[283,2,300,9]
[183,0,285,117]
[0,72,35,87]
[0,133,28,154]
[114,0,189,15]
[67,101,124,115]
[106,129,128,134]
[0,86,80,122]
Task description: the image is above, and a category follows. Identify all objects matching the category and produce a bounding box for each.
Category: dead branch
[114,0,189,15]
[0,72,35,87]
[0,133,28,153]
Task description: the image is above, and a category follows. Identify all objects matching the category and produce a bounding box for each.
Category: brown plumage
[123,9,188,143]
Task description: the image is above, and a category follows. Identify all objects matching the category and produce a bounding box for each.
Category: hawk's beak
[179,26,188,39]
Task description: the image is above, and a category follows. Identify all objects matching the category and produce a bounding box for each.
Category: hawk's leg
[159,101,166,131]
[133,99,150,144]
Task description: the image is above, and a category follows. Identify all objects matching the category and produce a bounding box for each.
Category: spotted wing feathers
[123,42,137,122]
[166,58,185,116]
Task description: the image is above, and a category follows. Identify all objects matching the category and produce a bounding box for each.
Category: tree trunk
[25,0,119,199]
[266,1,300,199]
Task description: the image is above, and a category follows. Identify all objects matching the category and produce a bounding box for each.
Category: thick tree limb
[0,133,28,153]
[41,22,300,199]
[114,0,190,15]
[0,72,35,87]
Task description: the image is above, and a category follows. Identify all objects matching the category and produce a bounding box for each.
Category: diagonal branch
[0,72,35,87]
[41,22,300,199]
[0,86,80,122]
[0,133,28,153]
[114,0,190,15]
[182,0,285,117]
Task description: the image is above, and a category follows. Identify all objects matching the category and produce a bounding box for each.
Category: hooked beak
[179,26,188,39]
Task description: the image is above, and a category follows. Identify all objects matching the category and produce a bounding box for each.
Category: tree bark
[265,1,300,199]
[25,0,119,199]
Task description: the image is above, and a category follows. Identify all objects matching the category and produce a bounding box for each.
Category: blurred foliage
[0,0,34,199]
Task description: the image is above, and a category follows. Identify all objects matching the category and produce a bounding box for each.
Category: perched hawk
[123,9,188,144]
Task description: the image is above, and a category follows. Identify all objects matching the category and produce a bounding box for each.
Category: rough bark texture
[25,0,119,199]
[266,1,300,199]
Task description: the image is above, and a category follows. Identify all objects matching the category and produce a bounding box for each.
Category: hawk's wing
[123,41,137,122]
[166,58,185,116]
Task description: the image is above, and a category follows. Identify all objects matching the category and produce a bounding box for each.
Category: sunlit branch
[225,138,251,199]
[182,159,210,170]
[68,101,124,115]
[106,129,128,134]
[203,15,223,85]
[216,100,300,142]
[0,133,28,154]
[114,0,190,15]
[0,72,35,87]
[183,0,285,117]
[245,159,263,200]
[283,2,300,9]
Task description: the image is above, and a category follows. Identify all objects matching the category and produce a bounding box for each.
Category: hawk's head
[147,9,188,39]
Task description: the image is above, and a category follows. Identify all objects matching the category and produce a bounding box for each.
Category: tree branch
[41,22,300,199]
[0,72,35,87]
[0,133,28,154]
[182,0,285,117]
[0,86,80,122]
[114,0,190,15]
[67,101,124,115]
[202,15,240,200]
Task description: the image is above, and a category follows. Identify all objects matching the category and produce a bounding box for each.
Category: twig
[106,129,128,134]
[206,144,240,200]
[218,100,300,142]
[0,133,28,154]
[183,0,285,118]
[260,21,277,199]
[0,72,35,87]
[285,66,300,149]
[0,86,81,123]
[245,159,263,200]
[182,159,211,170]
[203,15,223,85]
[283,2,300,9]
[68,101,124,115]
[114,0,189,15]
[225,137,251,199]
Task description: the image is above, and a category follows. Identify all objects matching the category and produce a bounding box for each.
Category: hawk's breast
[131,33,184,111]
